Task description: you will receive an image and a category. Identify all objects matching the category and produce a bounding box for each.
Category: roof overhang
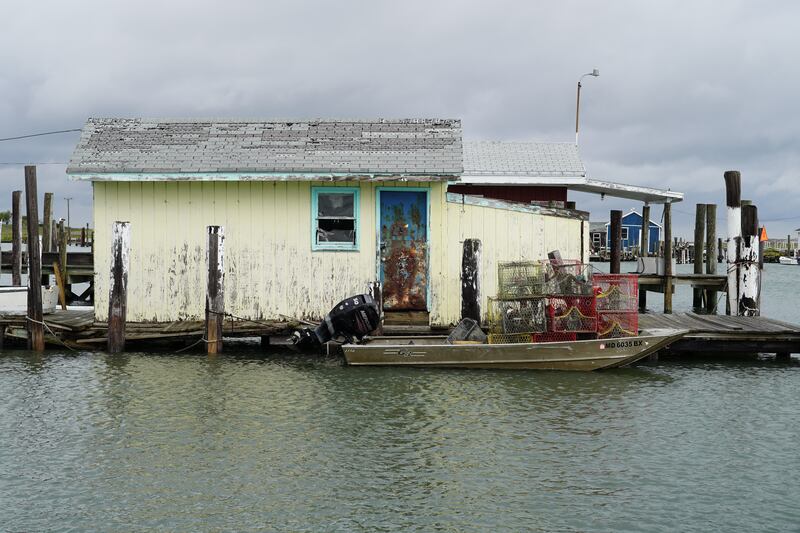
[570,178,683,204]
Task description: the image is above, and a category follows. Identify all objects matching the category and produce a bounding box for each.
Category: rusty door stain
[379,190,428,311]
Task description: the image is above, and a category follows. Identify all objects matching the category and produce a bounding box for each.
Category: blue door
[378,190,428,311]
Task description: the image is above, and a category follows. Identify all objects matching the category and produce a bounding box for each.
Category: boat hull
[343,330,686,371]
[778,256,799,265]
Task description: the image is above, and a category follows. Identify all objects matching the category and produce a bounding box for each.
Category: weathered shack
[67,118,592,327]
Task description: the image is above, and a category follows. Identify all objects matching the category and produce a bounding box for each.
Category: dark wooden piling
[24,167,45,351]
[41,192,53,285]
[80,227,86,247]
[638,204,650,312]
[693,204,706,311]
[367,280,384,336]
[718,237,724,263]
[51,220,58,251]
[206,226,225,355]
[58,220,68,284]
[739,205,760,316]
[461,239,481,322]
[107,221,130,353]
[42,193,52,253]
[610,210,622,274]
[640,204,650,258]
[788,234,793,255]
[663,202,673,314]
[705,204,717,313]
[11,190,22,286]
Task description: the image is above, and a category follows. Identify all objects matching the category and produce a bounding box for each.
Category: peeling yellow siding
[432,199,586,326]
[93,181,586,326]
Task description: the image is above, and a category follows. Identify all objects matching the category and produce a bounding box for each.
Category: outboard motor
[292,294,380,347]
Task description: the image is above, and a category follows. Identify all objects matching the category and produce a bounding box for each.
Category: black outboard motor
[292,294,380,347]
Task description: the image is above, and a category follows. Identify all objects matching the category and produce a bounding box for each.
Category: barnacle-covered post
[107,221,130,353]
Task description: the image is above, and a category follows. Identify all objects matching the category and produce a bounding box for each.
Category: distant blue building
[605,209,661,254]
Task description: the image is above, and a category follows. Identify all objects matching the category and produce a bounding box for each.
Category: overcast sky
[1,1,798,238]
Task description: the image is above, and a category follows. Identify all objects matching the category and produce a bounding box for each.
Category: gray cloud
[1,0,798,235]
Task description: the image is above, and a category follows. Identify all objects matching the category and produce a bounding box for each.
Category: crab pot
[549,261,595,296]
[532,332,578,343]
[597,311,639,339]
[497,261,551,298]
[593,273,639,312]
[547,296,598,333]
[487,297,547,334]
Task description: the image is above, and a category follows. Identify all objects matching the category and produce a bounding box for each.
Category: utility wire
[0,162,68,165]
[0,128,81,143]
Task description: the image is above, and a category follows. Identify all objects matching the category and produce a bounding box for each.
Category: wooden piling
[461,239,481,323]
[739,205,760,316]
[693,204,706,311]
[58,220,68,285]
[42,193,52,253]
[724,171,741,316]
[610,210,622,274]
[640,204,650,258]
[367,280,384,336]
[663,202,673,314]
[107,221,130,353]
[80,227,86,247]
[705,204,718,313]
[11,190,22,286]
[24,167,45,351]
[638,204,650,312]
[718,237,724,263]
[51,220,58,251]
[206,226,225,355]
[788,234,793,256]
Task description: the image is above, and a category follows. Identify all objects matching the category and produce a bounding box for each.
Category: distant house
[605,209,661,254]
[589,222,607,251]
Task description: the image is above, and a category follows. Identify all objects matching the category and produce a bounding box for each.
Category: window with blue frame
[311,187,359,250]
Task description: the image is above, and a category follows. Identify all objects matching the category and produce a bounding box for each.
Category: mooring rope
[24,316,80,352]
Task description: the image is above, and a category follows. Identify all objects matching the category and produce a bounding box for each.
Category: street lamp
[575,68,600,145]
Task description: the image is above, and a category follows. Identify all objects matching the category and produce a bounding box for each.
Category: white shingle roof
[462,141,585,177]
[67,118,462,177]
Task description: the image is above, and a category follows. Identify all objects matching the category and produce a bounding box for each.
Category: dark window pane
[318,193,354,218]
[317,218,356,244]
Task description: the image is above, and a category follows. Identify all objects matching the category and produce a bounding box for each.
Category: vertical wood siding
[94,181,586,326]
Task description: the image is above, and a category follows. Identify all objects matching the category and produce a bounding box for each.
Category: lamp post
[575,68,600,145]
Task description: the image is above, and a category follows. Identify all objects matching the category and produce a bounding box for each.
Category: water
[1,264,799,532]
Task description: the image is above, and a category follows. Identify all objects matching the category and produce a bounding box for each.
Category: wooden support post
[705,204,717,313]
[51,220,58,251]
[638,204,650,312]
[788,234,793,256]
[58,220,68,286]
[42,192,52,253]
[718,237,724,263]
[693,204,706,310]
[739,205,760,316]
[663,202,673,314]
[610,210,622,274]
[25,167,45,351]
[107,221,130,353]
[724,171,741,316]
[11,190,22,286]
[640,204,650,258]
[53,261,67,310]
[367,280,384,336]
[206,226,225,355]
[461,239,481,323]
[80,227,86,247]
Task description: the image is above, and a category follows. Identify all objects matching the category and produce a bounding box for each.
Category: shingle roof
[463,141,585,177]
[67,118,462,177]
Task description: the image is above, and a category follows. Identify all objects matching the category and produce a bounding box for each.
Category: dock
[640,312,800,356]
[0,308,298,350]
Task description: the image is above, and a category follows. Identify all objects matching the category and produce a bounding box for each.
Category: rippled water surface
[2,264,800,531]
[2,350,798,532]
